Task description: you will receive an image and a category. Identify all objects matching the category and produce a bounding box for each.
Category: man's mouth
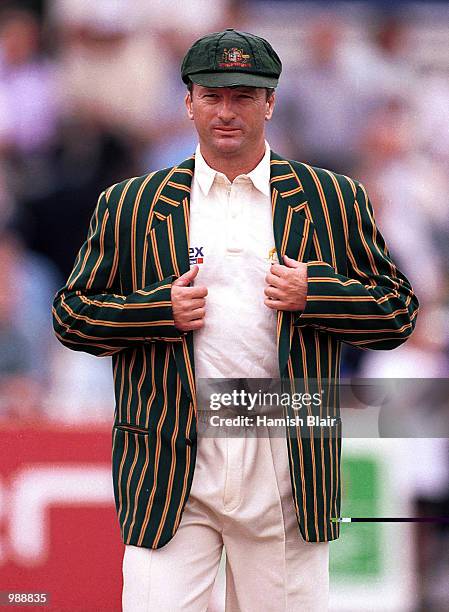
[213,127,241,133]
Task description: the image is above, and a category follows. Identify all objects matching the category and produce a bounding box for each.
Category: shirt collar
[194,140,271,197]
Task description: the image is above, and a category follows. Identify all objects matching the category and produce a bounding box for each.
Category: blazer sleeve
[295,181,419,349]
[52,190,184,357]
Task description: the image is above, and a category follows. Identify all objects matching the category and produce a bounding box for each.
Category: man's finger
[264,297,284,310]
[173,265,199,286]
[181,285,208,298]
[265,271,283,287]
[264,285,281,299]
[188,318,205,330]
[270,263,288,277]
[189,307,206,320]
[190,297,207,309]
[283,254,301,268]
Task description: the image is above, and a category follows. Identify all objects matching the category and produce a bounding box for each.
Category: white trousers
[122,426,329,611]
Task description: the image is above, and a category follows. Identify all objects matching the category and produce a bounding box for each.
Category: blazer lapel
[147,156,197,406]
[270,151,315,375]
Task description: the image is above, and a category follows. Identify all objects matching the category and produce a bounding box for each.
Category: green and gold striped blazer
[52,151,419,547]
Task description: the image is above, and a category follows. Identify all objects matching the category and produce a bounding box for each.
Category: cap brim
[188,72,278,88]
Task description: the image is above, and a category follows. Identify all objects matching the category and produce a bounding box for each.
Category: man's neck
[199,142,266,183]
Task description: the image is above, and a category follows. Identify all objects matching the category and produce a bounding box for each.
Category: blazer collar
[194,142,271,197]
[151,149,309,225]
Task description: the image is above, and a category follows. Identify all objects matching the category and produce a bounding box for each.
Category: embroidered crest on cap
[218,47,251,68]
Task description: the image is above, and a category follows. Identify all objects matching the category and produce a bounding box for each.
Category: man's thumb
[283,254,300,268]
[173,264,199,286]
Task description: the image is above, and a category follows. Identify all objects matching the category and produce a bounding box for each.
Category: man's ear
[265,91,275,121]
[185,92,194,120]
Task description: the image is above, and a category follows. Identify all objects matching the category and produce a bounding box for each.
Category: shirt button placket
[227,183,242,253]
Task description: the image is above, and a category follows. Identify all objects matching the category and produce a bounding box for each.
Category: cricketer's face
[185,84,275,158]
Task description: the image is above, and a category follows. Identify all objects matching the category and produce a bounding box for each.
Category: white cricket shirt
[189,141,279,382]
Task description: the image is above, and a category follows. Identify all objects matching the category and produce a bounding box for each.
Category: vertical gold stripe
[299,329,319,538]
[286,358,302,524]
[302,200,323,260]
[137,346,170,546]
[327,335,335,539]
[354,202,378,275]
[280,207,293,256]
[304,164,337,269]
[167,214,180,278]
[86,208,110,289]
[117,430,129,529]
[153,375,181,546]
[122,433,140,534]
[68,193,102,289]
[144,344,157,429]
[149,230,163,281]
[323,169,349,245]
[182,197,190,247]
[126,349,137,423]
[118,351,126,423]
[127,433,149,543]
[173,398,194,534]
[110,178,138,288]
[271,187,278,219]
[142,167,178,286]
[315,331,327,539]
[333,341,340,531]
[182,338,197,411]
[296,331,310,539]
[105,183,118,201]
[136,346,147,425]
[131,173,156,291]
[298,219,310,261]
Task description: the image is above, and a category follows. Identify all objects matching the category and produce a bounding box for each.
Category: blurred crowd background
[0,0,448,610]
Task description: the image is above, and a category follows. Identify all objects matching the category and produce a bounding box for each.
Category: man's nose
[217,99,236,122]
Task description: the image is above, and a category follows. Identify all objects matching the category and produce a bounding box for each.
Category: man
[52,29,419,611]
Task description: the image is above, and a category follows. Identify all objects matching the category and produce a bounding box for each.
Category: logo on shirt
[189,246,204,265]
[267,247,279,264]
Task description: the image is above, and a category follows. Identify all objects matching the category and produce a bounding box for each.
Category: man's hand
[264,255,307,311]
[172,265,207,332]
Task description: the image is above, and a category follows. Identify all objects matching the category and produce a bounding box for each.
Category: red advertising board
[0,422,123,611]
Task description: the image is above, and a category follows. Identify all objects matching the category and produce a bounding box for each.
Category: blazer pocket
[114,423,149,435]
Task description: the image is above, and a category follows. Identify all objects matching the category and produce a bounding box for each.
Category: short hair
[187,80,275,101]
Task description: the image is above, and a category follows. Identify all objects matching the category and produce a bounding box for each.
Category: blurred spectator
[354,94,449,303]
[50,0,229,39]
[0,227,59,418]
[414,65,449,163]
[343,13,417,103]
[50,2,175,137]
[43,343,115,423]
[278,15,370,171]
[139,27,199,170]
[0,8,59,156]
[0,6,61,221]
[18,123,135,277]
[359,304,448,379]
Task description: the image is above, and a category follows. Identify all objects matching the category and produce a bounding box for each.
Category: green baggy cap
[181,28,282,88]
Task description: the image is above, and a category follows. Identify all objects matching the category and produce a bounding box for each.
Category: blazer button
[186,437,194,446]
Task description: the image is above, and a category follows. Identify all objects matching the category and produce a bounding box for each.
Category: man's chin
[212,134,244,154]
